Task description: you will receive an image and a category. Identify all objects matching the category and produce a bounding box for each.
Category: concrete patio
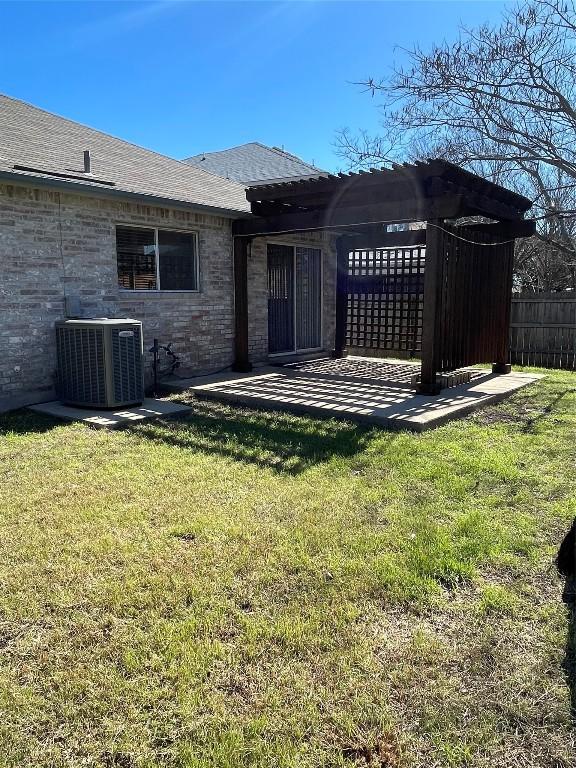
[29,398,192,429]
[166,357,542,432]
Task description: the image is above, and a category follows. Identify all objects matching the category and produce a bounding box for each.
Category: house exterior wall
[0,182,235,411]
[0,181,336,412]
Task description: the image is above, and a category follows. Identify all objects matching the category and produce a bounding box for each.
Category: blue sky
[0,1,507,171]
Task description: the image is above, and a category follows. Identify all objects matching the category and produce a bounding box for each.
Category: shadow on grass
[558,518,576,721]
[473,379,575,430]
[129,399,379,474]
[563,598,576,721]
[0,408,62,436]
[521,388,575,434]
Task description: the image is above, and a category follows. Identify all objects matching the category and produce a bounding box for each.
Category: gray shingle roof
[0,94,250,214]
[185,142,324,184]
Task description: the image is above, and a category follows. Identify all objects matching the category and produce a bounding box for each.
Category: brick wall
[0,182,235,410]
[0,181,337,412]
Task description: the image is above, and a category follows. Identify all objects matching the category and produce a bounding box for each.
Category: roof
[184,142,324,184]
[0,94,250,214]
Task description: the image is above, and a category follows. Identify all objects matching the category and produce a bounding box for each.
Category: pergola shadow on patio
[179,357,541,432]
[278,356,486,390]
[232,159,536,394]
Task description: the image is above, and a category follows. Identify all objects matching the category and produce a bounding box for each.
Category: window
[116,226,199,291]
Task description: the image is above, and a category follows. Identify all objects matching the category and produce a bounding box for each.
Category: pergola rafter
[231,159,535,394]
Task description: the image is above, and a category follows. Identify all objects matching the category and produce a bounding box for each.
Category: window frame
[116,223,200,293]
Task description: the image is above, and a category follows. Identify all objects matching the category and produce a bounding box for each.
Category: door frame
[267,241,323,357]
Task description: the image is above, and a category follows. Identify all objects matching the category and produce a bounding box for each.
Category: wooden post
[331,236,349,358]
[232,236,252,372]
[492,239,514,374]
[419,220,444,394]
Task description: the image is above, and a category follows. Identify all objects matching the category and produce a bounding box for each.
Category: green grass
[0,368,575,767]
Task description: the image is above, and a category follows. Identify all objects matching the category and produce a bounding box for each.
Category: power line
[426,222,516,247]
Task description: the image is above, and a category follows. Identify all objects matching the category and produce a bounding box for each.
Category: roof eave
[246,171,326,187]
[0,169,253,219]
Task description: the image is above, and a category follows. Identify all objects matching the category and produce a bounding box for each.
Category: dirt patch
[102,752,135,768]
[341,734,401,767]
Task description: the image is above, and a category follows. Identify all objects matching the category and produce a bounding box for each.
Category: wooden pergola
[232,159,535,394]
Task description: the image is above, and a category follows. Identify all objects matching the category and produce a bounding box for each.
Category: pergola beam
[342,218,536,251]
[249,184,522,221]
[459,219,536,238]
[234,195,526,239]
[233,194,465,237]
[343,229,427,249]
[457,190,521,222]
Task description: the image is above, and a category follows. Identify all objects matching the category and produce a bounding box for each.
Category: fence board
[510,292,576,370]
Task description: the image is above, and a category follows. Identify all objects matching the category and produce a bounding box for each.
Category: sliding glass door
[267,244,322,355]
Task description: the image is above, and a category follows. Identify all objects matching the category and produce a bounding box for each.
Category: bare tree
[337,0,576,290]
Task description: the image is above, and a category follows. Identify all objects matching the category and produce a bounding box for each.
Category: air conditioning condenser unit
[55,318,144,408]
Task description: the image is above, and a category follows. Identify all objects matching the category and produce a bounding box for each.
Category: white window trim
[116,223,200,293]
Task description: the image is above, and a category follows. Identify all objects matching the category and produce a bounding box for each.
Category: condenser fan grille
[112,327,143,404]
[56,326,107,405]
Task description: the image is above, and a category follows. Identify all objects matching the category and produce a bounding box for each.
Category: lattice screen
[346,246,425,356]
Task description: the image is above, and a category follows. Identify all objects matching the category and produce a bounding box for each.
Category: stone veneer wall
[248,233,336,362]
[0,181,337,411]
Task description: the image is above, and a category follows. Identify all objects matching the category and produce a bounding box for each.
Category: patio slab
[170,362,542,432]
[28,398,191,429]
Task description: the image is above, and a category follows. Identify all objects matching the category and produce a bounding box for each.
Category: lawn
[0,368,574,768]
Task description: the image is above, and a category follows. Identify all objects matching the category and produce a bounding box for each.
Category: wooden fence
[510,292,576,370]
